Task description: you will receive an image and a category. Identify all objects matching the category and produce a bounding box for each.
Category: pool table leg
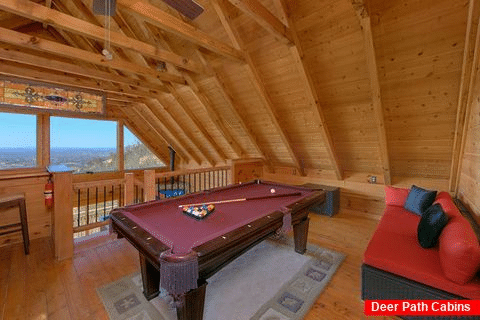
[174,279,207,320]
[139,254,160,300]
[293,217,310,254]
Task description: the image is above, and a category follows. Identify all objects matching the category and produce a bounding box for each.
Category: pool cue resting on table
[179,192,302,208]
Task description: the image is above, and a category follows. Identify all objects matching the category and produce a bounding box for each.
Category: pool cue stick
[178,192,302,208]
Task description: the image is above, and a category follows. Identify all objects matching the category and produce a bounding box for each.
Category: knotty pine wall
[458,69,480,218]
[0,171,51,247]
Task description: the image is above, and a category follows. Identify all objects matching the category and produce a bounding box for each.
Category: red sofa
[362,188,480,318]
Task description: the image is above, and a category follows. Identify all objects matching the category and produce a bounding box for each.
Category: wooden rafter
[212,0,305,175]
[225,0,293,45]
[146,26,245,158]
[0,47,168,95]
[350,0,391,184]
[117,107,170,163]
[141,99,206,166]
[42,0,52,29]
[108,10,228,164]
[450,0,480,193]
[165,83,228,161]
[0,27,184,85]
[146,98,218,166]
[0,0,201,73]
[271,0,343,180]
[130,105,185,162]
[195,49,273,165]
[135,103,200,165]
[0,60,142,101]
[117,0,245,62]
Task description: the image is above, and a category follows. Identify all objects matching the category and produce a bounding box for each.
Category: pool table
[110,180,325,320]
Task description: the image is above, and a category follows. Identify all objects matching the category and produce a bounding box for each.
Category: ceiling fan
[93,0,204,20]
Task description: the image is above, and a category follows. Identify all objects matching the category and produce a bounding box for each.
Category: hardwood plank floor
[0,208,396,320]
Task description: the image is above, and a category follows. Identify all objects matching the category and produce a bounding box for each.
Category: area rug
[97,236,345,320]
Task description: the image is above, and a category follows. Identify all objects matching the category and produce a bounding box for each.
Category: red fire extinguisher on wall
[45,178,54,208]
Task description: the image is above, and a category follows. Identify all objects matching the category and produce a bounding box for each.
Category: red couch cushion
[385,186,410,207]
[439,216,480,284]
[434,192,462,219]
[364,205,480,299]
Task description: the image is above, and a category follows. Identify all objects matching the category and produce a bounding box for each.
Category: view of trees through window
[124,126,165,170]
[0,112,37,169]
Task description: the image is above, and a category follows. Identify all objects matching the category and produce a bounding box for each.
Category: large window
[124,126,164,170]
[50,117,117,173]
[0,112,37,169]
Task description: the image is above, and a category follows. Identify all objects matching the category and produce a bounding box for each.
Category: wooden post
[144,170,156,202]
[117,120,125,172]
[36,113,50,168]
[124,172,134,205]
[48,165,73,261]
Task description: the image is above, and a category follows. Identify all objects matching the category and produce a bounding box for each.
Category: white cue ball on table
[270,188,276,193]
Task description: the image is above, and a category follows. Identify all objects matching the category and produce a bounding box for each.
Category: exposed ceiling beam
[275,0,343,180]
[42,0,52,29]
[147,26,246,158]
[225,0,293,45]
[103,9,226,165]
[146,98,217,166]
[142,100,205,166]
[165,82,228,161]
[118,107,170,163]
[212,0,305,175]
[0,0,202,73]
[196,49,272,165]
[0,27,184,85]
[135,103,199,165]
[130,104,186,162]
[450,0,480,193]
[0,60,147,101]
[0,47,168,95]
[350,0,391,184]
[117,0,245,62]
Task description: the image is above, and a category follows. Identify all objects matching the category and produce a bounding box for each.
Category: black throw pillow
[417,203,449,248]
[404,185,437,215]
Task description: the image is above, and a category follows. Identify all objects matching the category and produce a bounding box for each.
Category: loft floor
[0,208,396,320]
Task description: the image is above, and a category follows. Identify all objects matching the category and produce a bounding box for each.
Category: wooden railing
[154,166,231,199]
[71,166,232,237]
[72,178,125,237]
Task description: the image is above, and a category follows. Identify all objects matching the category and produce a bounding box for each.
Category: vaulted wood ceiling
[0,0,476,187]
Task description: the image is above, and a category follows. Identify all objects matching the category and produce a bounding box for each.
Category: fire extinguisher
[44,178,54,208]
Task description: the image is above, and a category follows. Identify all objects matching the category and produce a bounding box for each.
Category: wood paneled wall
[458,68,480,217]
[0,171,51,247]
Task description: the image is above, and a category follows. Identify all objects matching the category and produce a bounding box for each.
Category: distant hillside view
[124,143,165,170]
[0,144,164,173]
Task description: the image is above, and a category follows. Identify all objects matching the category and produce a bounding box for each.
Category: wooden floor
[0,208,396,320]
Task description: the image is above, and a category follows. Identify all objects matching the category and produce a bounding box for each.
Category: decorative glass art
[0,78,105,115]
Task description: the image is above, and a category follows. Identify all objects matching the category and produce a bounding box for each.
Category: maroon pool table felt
[110,180,325,320]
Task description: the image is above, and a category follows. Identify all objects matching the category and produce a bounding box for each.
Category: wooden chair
[0,193,29,254]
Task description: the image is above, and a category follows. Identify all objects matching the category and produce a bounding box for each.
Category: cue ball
[270,188,276,193]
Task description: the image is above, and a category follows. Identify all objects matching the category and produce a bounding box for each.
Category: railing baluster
[86,188,90,226]
[119,184,122,207]
[104,186,107,217]
[111,185,114,211]
[77,189,80,227]
[95,187,98,223]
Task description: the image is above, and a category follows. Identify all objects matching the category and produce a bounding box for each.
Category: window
[124,126,164,170]
[50,117,117,173]
[0,112,37,169]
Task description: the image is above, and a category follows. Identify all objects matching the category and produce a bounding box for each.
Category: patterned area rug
[97,237,345,320]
